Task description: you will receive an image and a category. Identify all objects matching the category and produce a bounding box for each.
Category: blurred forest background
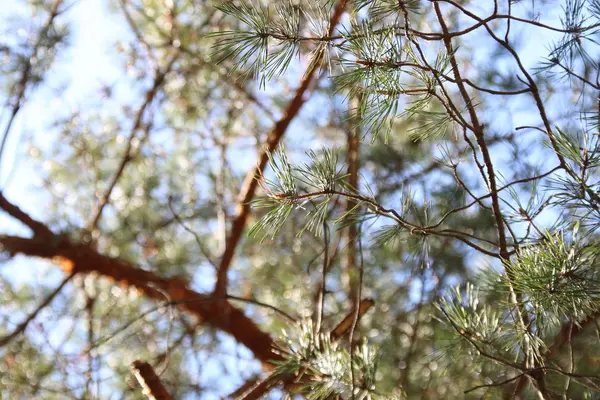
[1,0,600,399]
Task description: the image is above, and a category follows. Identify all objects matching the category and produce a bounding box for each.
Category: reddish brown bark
[229,372,281,400]
[330,298,374,341]
[343,93,361,304]
[213,0,350,297]
[0,233,279,365]
[0,1,352,389]
[130,360,174,400]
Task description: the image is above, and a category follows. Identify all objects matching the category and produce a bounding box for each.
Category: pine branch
[253,184,502,257]
[432,7,552,398]
[213,0,350,297]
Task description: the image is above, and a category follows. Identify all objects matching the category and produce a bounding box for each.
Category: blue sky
[0,3,264,397]
[1,0,126,218]
[1,0,128,278]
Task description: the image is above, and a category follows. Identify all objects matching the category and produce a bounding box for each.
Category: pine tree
[1,0,600,399]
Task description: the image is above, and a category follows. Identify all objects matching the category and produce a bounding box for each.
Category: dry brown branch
[231,371,281,400]
[330,298,374,341]
[0,232,279,364]
[549,312,600,355]
[130,360,174,400]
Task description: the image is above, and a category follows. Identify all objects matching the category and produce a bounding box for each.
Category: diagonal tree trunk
[213,0,350,297]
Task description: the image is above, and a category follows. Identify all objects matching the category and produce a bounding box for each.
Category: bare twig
[87,54,178,231]
[0,271,76,347]
[465,373,526,394]
[167,196,217,268]
[0,0,64,186]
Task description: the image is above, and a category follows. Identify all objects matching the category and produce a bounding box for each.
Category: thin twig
[87,54,178,231]
[0,0,64,186]
[0,271,76,347]
[349,223,365,400]
[465,373,526,394]
[167,196,217,268]
[314,221,329,336]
